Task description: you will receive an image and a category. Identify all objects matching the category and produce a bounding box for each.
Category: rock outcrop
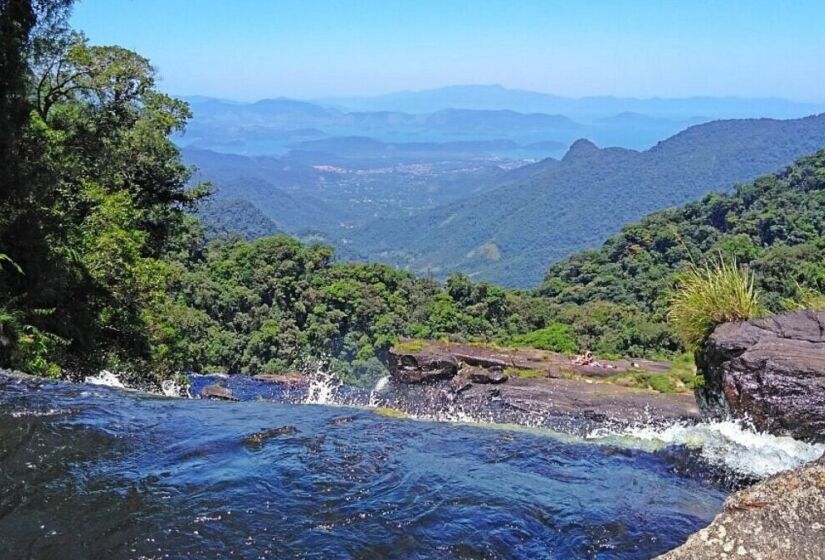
[697,310,825,442]
[656,455,825,560]
[381,340,700,432]
[387,350,459,384]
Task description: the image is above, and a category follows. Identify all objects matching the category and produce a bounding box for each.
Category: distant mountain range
[320,84,825,120]
[179,93,721,157]
[180,86,825,287]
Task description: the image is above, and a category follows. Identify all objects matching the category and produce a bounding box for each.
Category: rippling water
[0,373,741,559]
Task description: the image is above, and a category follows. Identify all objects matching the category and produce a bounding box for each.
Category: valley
[186,110,825,286]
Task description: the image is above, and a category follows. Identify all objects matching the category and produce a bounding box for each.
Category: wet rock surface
[200,383,238,401]
[697,310,825,442]
[657,455,825,560]
[372,376,700,434]
[242,425,298,448]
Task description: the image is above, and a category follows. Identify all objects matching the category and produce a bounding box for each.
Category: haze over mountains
[179,85,825,287]
[179,85,825,158]
[322,84,825,120]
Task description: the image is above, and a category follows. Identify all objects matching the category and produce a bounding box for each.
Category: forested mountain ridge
[197,198,281,240]
[349,114,825,287]
[540,147,825,323]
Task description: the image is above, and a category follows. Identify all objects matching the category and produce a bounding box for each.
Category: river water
[1,372,822,559]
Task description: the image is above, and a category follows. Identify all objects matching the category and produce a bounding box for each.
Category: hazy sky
[71,0,825,102]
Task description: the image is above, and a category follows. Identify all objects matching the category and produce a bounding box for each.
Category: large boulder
[696,310,825,442]
[388,349,459,384]
[656,455,825,560]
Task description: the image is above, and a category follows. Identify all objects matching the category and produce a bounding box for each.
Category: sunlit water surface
[0,373,817,559]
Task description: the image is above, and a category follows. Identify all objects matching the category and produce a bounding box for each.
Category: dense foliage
[539,149,825,350]
[152,238,518,385]
[0,0,205,378]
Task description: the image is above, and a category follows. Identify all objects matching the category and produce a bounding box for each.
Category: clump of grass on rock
[668,257,766,349]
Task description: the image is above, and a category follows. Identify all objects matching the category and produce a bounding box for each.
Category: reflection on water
[1,373,730,559]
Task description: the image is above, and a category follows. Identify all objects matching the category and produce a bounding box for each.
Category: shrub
[668,257,766,349]
[509,323,577,353]
[781,282,825,312]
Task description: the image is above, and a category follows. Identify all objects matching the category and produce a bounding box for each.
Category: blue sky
[71,0,825,102]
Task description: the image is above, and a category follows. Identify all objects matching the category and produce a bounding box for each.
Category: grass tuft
[392,339,428,353]
[668,257,766,349]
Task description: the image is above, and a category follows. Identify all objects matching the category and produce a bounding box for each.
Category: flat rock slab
[496,377,699,423]
[393,340,672,380]
[374,376,699,434]
[657,456,825,560]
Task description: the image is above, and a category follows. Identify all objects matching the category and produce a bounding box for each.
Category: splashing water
[587,419,825,478]
[373,375,390,394]
[160,378,187,398]
[83,370,125,388]
[303,364,341,405]
[368,375,390,406]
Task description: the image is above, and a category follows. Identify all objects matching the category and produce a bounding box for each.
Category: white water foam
[161,379,186,398]
[84,370,126,388]
[303,366,341,405]
[586,419,825,479]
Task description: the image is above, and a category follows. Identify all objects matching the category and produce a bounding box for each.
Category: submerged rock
[388,349,458,384]
[656,455,825,560]
[255,373,306,386]
[241,425,298,448]
[697,310,825,442]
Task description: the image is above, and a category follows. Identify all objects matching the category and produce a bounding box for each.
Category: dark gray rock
[656,455,825,560]
[697,310,825,442]
[388,350,459,384]
[463,366,508,384]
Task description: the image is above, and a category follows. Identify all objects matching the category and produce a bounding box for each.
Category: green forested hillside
[197,198,281,240]
[351,117,825,287]
[540,149,825,323]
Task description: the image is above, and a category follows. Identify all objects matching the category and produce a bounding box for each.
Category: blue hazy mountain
[322,84,825,121]
[178,94,722,156]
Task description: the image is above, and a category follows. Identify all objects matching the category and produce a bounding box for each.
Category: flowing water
[1,371,822,559]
